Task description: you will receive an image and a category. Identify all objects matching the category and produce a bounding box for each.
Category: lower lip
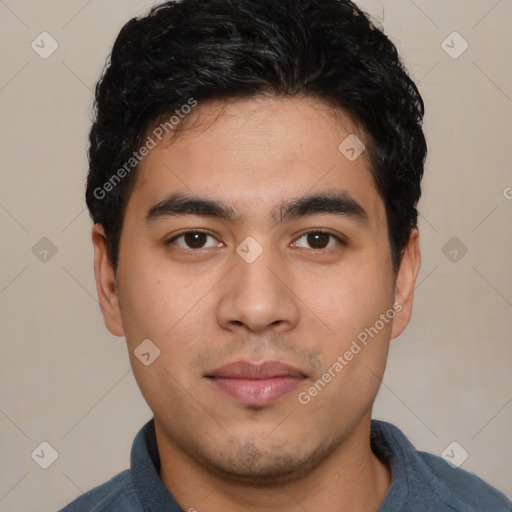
[208,376,304,406]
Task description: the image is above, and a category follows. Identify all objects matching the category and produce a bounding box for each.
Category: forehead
[129,96,384,225]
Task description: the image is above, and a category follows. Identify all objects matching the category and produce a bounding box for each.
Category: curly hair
[86,0,427,273]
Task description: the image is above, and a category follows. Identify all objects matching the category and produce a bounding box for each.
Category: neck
[156,415,391,512]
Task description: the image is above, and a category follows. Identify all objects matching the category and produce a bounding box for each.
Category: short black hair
[86,0,426,273]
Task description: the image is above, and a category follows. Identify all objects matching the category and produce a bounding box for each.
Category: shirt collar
[130,417,412,511]
[131,418,183,512]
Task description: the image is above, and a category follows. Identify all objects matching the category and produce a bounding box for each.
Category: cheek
[120,273,208,404]
[117,250,176,343]
[302,277,393,415]
[305,262,393,337]
[118,255,217,355]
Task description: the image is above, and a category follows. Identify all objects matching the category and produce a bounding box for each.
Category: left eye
[293,231,343,250]
[170,231,221,250]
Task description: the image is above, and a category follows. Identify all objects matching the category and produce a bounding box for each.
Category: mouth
[206,360,307,407]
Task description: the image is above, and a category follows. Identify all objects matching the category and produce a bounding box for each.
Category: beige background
[0,0,511,510]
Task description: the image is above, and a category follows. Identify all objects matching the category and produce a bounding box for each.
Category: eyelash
[166,229,346,252]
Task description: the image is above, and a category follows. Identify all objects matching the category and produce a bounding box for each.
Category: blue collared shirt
[58,419,512,511]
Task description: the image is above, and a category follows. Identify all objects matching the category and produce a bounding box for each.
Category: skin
[93,96,421,512]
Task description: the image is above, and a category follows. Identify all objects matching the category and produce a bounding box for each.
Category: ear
[92,224,125,337]
[391,228,421,340]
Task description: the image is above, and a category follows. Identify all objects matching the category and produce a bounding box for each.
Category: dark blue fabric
[58,418,512,511]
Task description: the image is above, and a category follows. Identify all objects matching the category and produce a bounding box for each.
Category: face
[93,96,420,484]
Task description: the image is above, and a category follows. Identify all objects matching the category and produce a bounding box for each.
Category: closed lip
[206,360,307,406]
[206,360,307,379]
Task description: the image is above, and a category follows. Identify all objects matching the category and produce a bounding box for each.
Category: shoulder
[418,450,512,511]
[372,420,512,511]
[58,470,142,512]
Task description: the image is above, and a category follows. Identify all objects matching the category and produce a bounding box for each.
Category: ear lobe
[92,224,125,337]
[391,228,421,340]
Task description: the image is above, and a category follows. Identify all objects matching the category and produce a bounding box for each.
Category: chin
[192,432,333,486]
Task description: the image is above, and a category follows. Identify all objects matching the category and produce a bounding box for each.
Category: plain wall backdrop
[0,0,511,510]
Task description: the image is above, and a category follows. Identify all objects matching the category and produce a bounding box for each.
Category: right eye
[167,230,222,251]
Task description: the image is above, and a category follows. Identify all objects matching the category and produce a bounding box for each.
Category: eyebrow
[145,191,368,226]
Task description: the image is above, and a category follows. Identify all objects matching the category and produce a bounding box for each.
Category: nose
[217,247,300,334]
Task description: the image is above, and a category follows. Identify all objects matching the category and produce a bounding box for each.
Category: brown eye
[307,232,330,249]
[184,232,208,249]
[170,231,220,250]
[293,231,344,250]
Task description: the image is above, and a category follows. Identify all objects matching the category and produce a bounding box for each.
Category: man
[59,0,511,510]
